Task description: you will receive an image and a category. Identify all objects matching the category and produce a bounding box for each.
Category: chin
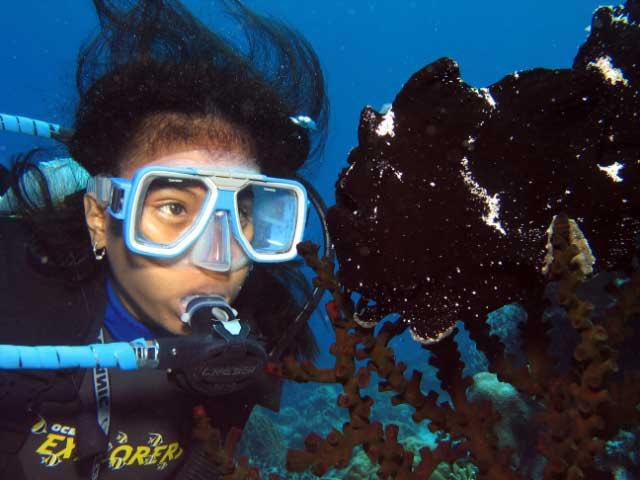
[151,309,186,336]
[165,319,189,336]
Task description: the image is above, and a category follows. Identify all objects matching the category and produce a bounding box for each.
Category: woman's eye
[158,203,186,216]
[238,204,253,227]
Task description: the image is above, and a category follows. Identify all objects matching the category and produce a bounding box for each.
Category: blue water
[1,0,607,195]
[0,2,617,475]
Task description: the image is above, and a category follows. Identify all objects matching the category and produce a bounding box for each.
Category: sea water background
[0,1,610,472]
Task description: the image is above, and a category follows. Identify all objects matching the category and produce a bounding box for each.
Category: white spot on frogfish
[597,162,624,182]
[588,56,629,86]
[472,87,497,109]
[460,157,506,235]
[376,107,396,137]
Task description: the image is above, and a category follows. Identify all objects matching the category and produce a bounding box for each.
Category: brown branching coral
[543,216,640,478]
[184,405,261,480]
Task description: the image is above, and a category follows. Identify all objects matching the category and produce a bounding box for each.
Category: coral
[465,372,539,475]
[486,305,527,362]
[598,429,639,478]
[236,409,287,471]
[605,430,638,466]
[429,462,478,480]
[341,447,380,479]
[187,405,260,480]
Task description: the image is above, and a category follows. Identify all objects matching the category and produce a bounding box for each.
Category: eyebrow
[145,179,207,199]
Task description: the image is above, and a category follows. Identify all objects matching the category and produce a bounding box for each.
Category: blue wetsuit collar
[104,279,162,341]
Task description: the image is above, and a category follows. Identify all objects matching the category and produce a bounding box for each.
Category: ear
[84,194,108,248]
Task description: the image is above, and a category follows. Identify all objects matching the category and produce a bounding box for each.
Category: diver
[0,0,330,478]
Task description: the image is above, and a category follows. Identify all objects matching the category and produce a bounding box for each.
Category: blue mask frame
[87,165,309,267]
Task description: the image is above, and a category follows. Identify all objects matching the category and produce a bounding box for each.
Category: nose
[190,210,249,272]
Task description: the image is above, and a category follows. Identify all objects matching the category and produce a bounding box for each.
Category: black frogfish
[327,3,640,344]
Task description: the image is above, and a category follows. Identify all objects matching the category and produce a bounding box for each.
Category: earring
[93,242,106,261]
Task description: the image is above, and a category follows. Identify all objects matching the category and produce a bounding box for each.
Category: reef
[261,215,639,479]
[195,3,640,479]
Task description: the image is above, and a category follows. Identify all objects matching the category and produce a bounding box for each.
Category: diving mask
[87,165,308,272]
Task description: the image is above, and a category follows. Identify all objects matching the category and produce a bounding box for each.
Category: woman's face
[86,148,259,335]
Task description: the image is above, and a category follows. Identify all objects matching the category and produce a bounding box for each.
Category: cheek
[104,223,130,273]
[105,219,140,274]
[104,221,166,297]
[244,223,254,242]
[229,268,250,301]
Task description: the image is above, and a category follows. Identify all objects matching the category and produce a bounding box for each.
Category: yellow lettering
[159,442,182,463]
[36,434,65,456]
[127,446,151,466]
[109,445,133,469]
[103,441,184,470]
[56,436,76,460]
[148,445,167,464]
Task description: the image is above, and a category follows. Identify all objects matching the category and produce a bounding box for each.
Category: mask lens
[136,176,210,248]
[239,184,299,255]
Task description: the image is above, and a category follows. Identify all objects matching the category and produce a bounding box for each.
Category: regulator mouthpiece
[180,296,239,334]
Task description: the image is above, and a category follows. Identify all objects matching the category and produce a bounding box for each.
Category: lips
[180,292,228,312]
